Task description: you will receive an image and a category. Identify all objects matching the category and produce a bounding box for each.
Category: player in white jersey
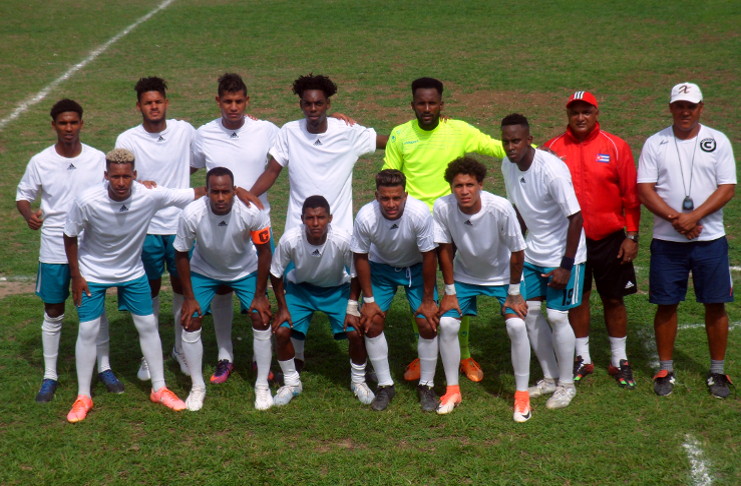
[352,170,439,412]
[500,114,586,410]
[434,157,531,420]
[63,149,204,423]
[174,167,273,411]
[270,196,374,406]
[115,76,196,381]
[189,73,278,384]
[16,99,121,403]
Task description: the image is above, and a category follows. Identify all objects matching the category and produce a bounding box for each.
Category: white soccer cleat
[185,386,206,412]
[171,347,191,377]
[254,386,274,411]
[528,378,556,398]
[274,382,303,406]
[137,358,151,381]
[351,382,375,405]
[546,385,576,409]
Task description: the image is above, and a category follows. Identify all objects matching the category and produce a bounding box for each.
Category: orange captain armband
[251,227,271,245]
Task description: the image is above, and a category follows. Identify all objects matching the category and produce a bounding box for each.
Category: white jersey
[16,144,105,264]
[502,150,586,267]
[64,183,194,284]
[638,124,737,242]
[270,117,377,233]
[351,196,436,268]
[433,191,526,286]
[174,197,271,281]
[115,119,196,235]
[192,116,279,213]
[271,224,353,287]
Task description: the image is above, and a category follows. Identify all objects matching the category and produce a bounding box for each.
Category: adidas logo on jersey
[625,281,635,289]
[67,163,76,170]
[119,205,129,212]
[218,221,227,226]
[389,223,399,230]
[520,177,526,184]
[230,132,238,139]
[311,249,321,256]
[158,136,165,142]
[314,139,322,146]
[464,220,473,226]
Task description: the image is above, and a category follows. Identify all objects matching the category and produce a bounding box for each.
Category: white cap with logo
[670,82,703,104]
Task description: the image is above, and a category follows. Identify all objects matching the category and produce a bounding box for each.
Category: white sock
[278,358,300,387]
[350,360,367,385]
[75,317,101,397]
[291,337,305,362]
[41,313,63,380]
[438,316,461,387]
[609,335,627,367]
[133,313,166,392]
[506,317,530,391]
[172,293,184,354]
[96,312,112,373]
[152,295,161,324]
[211,292,234,362]
[182,328,204,388]
[253,328,272,388]
[575,336,591,364]
[547,308,576,386]
[417,336,438,387]
[524,301,558,380]
[365,333,393,386]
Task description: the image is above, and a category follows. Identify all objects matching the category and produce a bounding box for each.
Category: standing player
[352,170,439,412]
[116,76,196,381]
[435,158,531,421]
[16,99,121,403]
[269,196,374,406]
[501,114,586,410]
[545,91,639,388]
[175,167,273,411]
[383,77,511,383]
[190,73,279,384]
[64,149,203,423]
[637,82,736,398]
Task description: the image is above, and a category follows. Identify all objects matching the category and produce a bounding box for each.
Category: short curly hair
[292,73,338,99]
[50,99,83,121]
[106,148,135,169]
[444,157,487,184]
[135,77,167,101]
[218,73,248,97]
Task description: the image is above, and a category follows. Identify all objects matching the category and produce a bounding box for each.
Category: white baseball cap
[670,82,703,104]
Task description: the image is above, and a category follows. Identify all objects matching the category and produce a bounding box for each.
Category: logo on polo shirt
[230,132,238,139]
[158,136,165,142]
[311,249,321,256]
[596,153,611,163]
[218,221,227,226]
[314,139,322,146]
[464,220,473,226]
[390,223,399,230]
[67,163,76,170]
[700,138,716,152]
[520,177,526,184]
[119,205,129,212]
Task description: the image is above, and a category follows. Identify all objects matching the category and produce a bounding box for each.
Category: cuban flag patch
[596,153,611,163]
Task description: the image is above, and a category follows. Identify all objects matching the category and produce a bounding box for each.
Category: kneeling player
[270,196,374,406]
[435,157,531,420]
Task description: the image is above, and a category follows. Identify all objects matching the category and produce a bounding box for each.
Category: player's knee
[42,313,64,332]
[275,326,292,344]
[182,328,202,344]
[439,316,461,339]
[546,308,569,329]
[505,317,527,339]
[44,303,65,318]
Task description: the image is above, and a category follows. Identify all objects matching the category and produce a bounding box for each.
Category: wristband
[444,284,456,295]
[560,256,574,271]
[346,300,360,317]
[363,295,375,304]
[507,283,521,296]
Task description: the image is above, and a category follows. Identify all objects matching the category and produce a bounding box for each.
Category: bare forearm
[510,250,524,284]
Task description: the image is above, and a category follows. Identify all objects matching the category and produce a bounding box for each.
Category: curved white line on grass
[0,0,176,132]
[682,434,712,486]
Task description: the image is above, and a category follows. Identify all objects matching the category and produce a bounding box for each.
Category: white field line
[638,322,740,369]
[682,434,713,486]
[0,0,176,132]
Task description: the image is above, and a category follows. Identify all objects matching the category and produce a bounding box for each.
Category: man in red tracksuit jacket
[545,91,640,390]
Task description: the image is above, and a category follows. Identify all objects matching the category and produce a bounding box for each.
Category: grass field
[0,1,739,485]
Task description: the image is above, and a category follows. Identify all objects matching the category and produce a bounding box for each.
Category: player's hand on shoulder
[235,186,264,210]
[138,180,158,189]
[331,112,356,126]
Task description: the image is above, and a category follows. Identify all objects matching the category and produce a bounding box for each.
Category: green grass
[0,1,739,484]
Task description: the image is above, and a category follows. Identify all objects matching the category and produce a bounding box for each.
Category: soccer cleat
[254,386,274,411]
[210,360,234,384]
[417,384,439,412]
[66,395,93,423]
[513,390,532,423]
[528,378,557,398]
[171,348,191,377]
[546,385,576,409]
[274,382,303,406]
[608,359,636,389]
[573,355,594,382]
[150,387,186,411]
[459,357,484,382]
[706,373,733,399]
[436,388,462,415]
[371,385,396,411]
[403,358,421,381]
[98,369,125,394]
[137,358,151,381]
[185,386,206,411]
[351,382,375,405]
[653,370,676,396]
[35,378,59,403]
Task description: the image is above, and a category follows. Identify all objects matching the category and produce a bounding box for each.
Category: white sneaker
[546,385,576,409]
[185,386,206,411]
[137,358,151,381]
[274,382,303,406]
[171,347,191,377]
[528,378,556,398]
[351,382,375,405]
[254,386,274,411]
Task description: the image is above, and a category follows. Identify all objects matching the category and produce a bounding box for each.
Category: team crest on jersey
[119,205,129,212]
[67,163,76,170]
[596,154,610,163]
[700,138,716,152]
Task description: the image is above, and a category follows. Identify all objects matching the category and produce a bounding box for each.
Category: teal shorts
[368,261,438,316]
[523,262,585,311]
[77,275,152,322]
[191,271,256,316]
[142,234,182,280]
[441,281,524,318]
[279,281,354,340]
[35,262,70,304]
